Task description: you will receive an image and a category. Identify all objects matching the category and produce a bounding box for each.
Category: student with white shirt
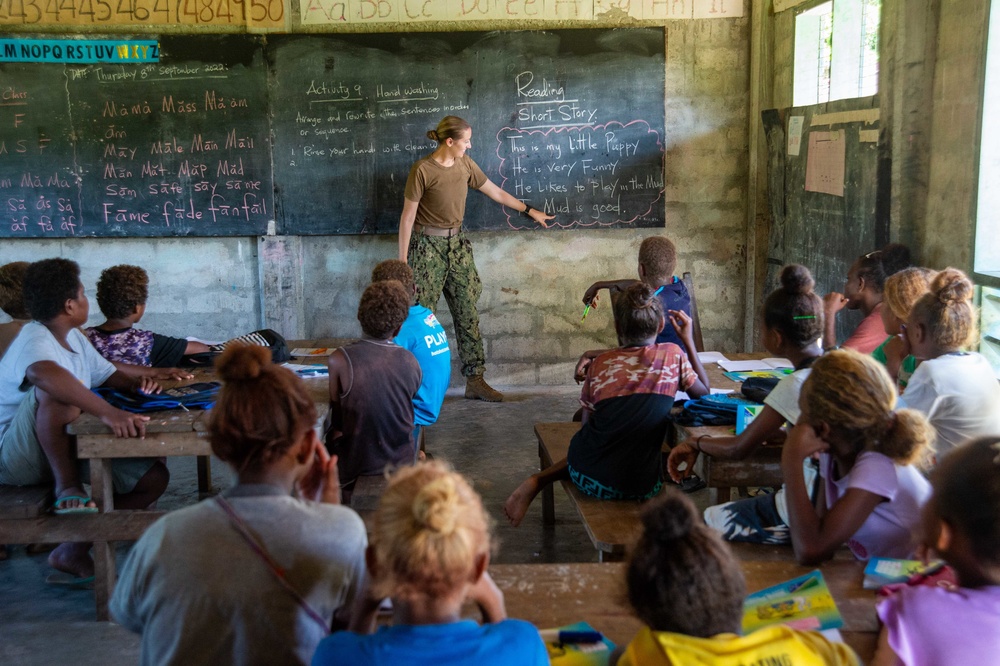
[668,264,824,544]
[0,258,175,584]
[897,268,1000,462]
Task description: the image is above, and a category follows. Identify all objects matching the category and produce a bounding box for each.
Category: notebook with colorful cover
[863,558,946,590]
[742,570,844,634]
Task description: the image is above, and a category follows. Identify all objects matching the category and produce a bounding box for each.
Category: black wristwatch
[521,204,534,219]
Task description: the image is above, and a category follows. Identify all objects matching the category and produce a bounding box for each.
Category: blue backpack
[93,382,221,414]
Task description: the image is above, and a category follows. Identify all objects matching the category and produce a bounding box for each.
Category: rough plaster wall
[0,15,751,385]
[922,0,988,271]
[0,239,261,341]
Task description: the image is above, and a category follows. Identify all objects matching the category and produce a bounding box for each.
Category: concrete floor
[0,384,714,665]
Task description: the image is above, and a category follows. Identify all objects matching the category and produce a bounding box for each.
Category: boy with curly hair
[581,235,693,351]
[326,280,422,496]
[0,258,171,584]
[85,264,210,367]
[0,261,31,358]
[371,260,451,443]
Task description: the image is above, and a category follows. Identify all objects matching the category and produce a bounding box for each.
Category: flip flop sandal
[51,495,98,515]
[45,573,96,589]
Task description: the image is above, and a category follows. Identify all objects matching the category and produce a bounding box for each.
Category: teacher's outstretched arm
[478,180,556,228]
[398,198,420,262]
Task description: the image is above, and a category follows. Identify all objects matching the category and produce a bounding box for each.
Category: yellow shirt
[619,625,860,666]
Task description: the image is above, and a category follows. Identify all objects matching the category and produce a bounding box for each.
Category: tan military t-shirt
[404,155,489,229]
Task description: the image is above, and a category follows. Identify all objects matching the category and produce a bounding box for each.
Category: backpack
[180,329,290,366]
[740,376,782,403]
[93,381,221,413]
[674,393,759,427]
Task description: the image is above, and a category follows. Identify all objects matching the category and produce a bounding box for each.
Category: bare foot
[502,477,540,528]
[48,542,94,580]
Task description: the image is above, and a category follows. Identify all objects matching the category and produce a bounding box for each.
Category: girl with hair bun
[823,243,912,354]
[896,267,1000,462]
[111,344,368,666]
[503,282,710,527]
[670,264,823,544]
[783,349,933,564]
[313,461,548,665]
[398,116,555,403]
[874,267,936,390]
[618,489,859,665]
[873,437,1000,666]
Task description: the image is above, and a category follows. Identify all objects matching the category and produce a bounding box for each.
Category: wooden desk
[677,353,786,501]
[65,369,331,620]
[491,558,877,662]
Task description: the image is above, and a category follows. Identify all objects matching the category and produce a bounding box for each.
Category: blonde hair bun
[412,475,459,536]
[426,130,439,142]
[215,344,270,382]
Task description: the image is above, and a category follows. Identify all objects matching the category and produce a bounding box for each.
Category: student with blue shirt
[581,235,692,350]
[371,260,451,453]
[313,461,548,666]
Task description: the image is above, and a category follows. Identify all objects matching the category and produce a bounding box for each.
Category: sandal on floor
[45,573,96,589]
[51,495,98,515]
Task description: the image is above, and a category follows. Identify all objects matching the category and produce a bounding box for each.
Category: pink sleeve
[844,452,898,502]
[842,307,889,355]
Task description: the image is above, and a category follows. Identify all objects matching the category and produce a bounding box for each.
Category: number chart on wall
[0,30,665,237]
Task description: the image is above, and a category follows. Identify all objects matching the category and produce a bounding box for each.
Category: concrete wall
[767,0,988,279]
[0,14,752,385]
[919,0,989,271]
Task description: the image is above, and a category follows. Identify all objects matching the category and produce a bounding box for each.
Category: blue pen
[653,285,665,296]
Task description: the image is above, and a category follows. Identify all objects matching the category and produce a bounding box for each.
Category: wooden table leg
[90,457,116,622]
[539,445,555,526]
[197,456,212,496]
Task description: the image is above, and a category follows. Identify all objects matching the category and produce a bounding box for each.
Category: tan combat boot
[465,375,503,402]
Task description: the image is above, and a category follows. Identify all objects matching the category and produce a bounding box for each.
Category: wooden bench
[350,474,388,530]
[535,422,648,562]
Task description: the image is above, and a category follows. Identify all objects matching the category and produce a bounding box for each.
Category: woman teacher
[399,116,554,402]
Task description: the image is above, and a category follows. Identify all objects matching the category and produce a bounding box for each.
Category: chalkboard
[0,29,664,237]
[762,97,888,342]
[65,36,272,237]
[269,30,666,235]
[0,63,80,236]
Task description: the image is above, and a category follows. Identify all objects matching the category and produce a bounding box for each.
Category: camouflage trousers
[408,231,485,378]
[407,230,486,377]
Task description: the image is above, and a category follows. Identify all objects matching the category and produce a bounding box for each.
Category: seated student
[112,344,367,666]
[581,235,693,350]
[371,260,451,451]
[874,267,936,391]
[503,282,710,527]
[668,264,824,544]
[0,261,30,359]
[616,490,858,666]
[313,461,548,666]
[0,258,169,584]
[896,268,1000,462]
[327,280,422,494]
[873,437,1000,666]
[85,264,210,367]
[783,350,933,564]
[823,244,911,354]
